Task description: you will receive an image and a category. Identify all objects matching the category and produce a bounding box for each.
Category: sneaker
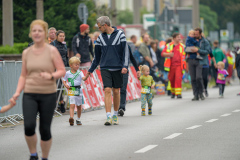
[177,95,182,99]
[112,115,119,125]
[148,108,152,115]
[104,117,112,125]
[171,94,175,99]
[76,119,82,125]
[69,118,74,126]
[196,55,203,60]
[30,155,38,160]
[199,94,205,100]
[204,90,209,97]
[118,109,124,117]
[219,94,224,98]
[192,96,199,101]
[141,111,145,116]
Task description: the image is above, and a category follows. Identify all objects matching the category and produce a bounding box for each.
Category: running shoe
[104,117,112,125]
[148,108,152,115]
[199,94,205,100]
[141,111,145,116]
[219,94,224,98]
[177,95,182,99]
[112,115,119,125]
[204,90,209,97]
[171,94,175,99]
[29,155,38,160]
[76,119,82,125]
[69,118,74,126]
[118,109,124,116]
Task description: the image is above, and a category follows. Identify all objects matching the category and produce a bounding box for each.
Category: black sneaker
[199,94,205,100]
[30,155,38,160]
[204,90,209,97]
[60,102,65,113]
[192,96,199,101]
[177,95,182,99]
[118,109,124,116]
[171,94,175,99]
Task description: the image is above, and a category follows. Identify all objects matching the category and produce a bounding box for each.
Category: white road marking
[205,119,218,123]
[221,113,231,117]
[135,145,158,153]
[186,125,202,130]
[163,133,182,139]
[232,110,240,113]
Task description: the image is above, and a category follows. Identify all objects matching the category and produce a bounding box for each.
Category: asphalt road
[1,82,240,160]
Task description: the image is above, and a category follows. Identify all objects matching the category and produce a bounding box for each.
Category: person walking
[10,20,66,160]
[216,61,229,98]
[162,33,186,99]
[83,16,129,125]
[72,24,94,67]
[187,28,211,101]
[50,30,68,113]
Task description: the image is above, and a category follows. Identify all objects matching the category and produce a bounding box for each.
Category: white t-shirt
[63,70,84,95]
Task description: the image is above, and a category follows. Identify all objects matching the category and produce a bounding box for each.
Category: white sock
[106,112,111,118]
[77,117,80,120]
[113,110,118,116]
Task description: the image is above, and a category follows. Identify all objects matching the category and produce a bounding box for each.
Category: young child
[62,57,86,126]
[185,30,203,60]
[139,65,155,116]
[0,99,16,113]
[216,61,229,98]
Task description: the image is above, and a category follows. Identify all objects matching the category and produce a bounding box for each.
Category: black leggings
[202,67,209,90]
[218,84,225,95]
[22,93,56,141]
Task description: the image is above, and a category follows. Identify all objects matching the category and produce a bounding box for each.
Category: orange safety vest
[164,42,186,71]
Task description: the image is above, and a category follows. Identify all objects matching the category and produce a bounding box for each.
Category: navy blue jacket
[186,36,198,47]
[88,27,129,73]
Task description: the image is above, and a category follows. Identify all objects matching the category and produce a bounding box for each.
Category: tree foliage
[117,9,133,25]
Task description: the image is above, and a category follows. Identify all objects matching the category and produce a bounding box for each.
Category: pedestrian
[0,100,16,113]
[211,40,225,87]
[187,28,211,101]
[62,57,87,126]
[83,16,129,125]
[118,43,141,117]
[48,27,57,43]
[216,61,229,98]
[72,24,94,67]
[185,30,203,60]
[10,20,66,160]
[162,33,186,99]
[128,35,137,53]
[139,34,154,68]
[139,65,155,116]
[233,46,240,95]
[226,50,234,84]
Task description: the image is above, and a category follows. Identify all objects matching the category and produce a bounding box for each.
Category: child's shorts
[69,96,82,106]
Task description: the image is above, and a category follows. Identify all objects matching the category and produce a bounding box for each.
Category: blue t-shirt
[189,38,202,59]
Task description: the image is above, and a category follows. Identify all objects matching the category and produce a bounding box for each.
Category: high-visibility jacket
[163,42,186,71]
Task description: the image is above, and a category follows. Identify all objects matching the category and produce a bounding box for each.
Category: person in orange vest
[161,33,186,99]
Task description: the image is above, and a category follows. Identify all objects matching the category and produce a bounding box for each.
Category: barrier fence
[0,61,141,127]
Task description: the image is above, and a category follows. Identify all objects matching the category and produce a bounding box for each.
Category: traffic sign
[220,30,229,41]
[78,3,88,24]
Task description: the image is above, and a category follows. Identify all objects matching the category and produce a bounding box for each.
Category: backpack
[133,48,144,65]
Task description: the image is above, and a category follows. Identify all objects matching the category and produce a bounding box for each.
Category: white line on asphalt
[205,119,218,123]
[135,145,158,153]
[221,113,231,117]
[232,109,240,113]
[186,125,202,130]
[163,133,182,139]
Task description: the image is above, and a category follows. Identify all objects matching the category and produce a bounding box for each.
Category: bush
[0,42,28,54]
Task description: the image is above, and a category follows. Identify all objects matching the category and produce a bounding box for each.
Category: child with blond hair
[139,65,155,116]
[185,30,203,60]
[217,61,229,98]
[62,56,87,126]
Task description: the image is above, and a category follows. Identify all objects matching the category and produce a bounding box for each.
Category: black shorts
[101,69,123,88]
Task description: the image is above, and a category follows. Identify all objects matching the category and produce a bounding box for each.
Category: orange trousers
[168,65,182,95]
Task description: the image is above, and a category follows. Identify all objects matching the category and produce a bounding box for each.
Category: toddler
[216,61,229,98]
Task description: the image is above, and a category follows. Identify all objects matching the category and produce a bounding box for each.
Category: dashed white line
[186,125,202,130]
[163,133,182,139]
[205,119,218,123]
[232,109,240,113]
[221,113,231,117]
[135,145,158,153]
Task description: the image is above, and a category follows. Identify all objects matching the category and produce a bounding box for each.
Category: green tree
[140,7,151,24]
[117,9,133,25]
[200,4,219,36]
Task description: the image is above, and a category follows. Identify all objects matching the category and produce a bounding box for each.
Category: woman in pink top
[9,20,66,160]
[216,61,229,98]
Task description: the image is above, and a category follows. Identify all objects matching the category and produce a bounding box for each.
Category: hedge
[0,42,28,54]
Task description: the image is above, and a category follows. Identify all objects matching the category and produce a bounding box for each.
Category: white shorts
[69,96,83,106]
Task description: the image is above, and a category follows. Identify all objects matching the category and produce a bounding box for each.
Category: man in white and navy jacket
[83,16,129,126]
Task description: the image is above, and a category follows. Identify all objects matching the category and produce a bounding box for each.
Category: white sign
[220,30,229,41]
[143,14,156,30]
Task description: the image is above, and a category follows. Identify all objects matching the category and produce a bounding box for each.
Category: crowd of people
[1,15,240,160]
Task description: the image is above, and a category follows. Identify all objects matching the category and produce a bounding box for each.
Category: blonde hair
[48,27,56,33]
[188,30,194,36]
[29,20,48,40]
[69,56,81,65]
[139,65,149,73]
[217,61,225,68]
